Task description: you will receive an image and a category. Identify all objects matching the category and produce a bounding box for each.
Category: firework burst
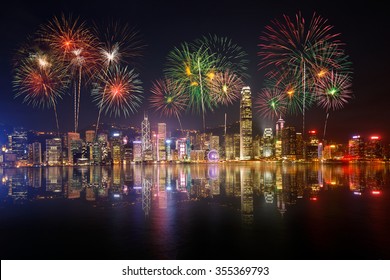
[208,70,244,106]
[92,66,143,117]
[150,78,187,117]
[196,34,249,80]
[256,88,287,120]
[93,20,145,69]
[13,48,68,134]
[316,71,352,111]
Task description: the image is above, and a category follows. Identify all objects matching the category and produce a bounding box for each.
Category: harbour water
[1,162,389,259]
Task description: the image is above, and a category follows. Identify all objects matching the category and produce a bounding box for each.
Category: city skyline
[0,0,389,143]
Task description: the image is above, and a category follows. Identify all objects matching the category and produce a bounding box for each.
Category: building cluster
[0,87,388,167]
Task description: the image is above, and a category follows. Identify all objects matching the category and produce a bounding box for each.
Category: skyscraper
[240,86,252,160]
[46,138,62,166]
[157,123,167,161]
[31,142,42,166]
[67,132,80,165]
[10,127,28,161]
[141,114,152,161]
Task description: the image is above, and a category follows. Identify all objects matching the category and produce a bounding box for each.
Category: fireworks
[316,71,353,111]
[258,12,340,71]
[13,47,68,134]
[196,34,250,79]
[163,36,249,131]
[208,70,244,106]
[93,20,145,69]
[150,78,187,117]
[258,12,352,131]
[92,66,143,117]
[255,88,287,120]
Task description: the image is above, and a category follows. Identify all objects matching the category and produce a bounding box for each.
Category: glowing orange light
[317,69,328,78]
[330,145,336,148]
[185,65,191,76]
[370,136,379,140]
[207,72,215,80]
[310,197,318,201]
[287,89,294,96]
[309,130,316,134]
[372,191,381,195]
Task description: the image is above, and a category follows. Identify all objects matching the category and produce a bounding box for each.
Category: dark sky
[0,0,388,143]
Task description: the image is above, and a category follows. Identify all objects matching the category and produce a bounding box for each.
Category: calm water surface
[1,163,390,259]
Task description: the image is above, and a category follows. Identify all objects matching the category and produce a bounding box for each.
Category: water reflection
[1,163,388,222]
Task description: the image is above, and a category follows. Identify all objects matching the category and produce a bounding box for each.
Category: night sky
[0,0,388,143]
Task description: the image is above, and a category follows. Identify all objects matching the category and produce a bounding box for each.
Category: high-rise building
[306,130,319,160]
[31,142,42,166]
[46,138,62,166]
[365,136,383,160]
[275,118,285,159]
[67,132,81,165]
[141,114,152,161]
[240,86,253,160]
[10,127,28,161]
[85,130,95,143]
[133,141,142,162]
[348,135,365,159]
[282,126,297,159]
[261,128,274,158]
[157,123,167,161]
[111,132,122,165]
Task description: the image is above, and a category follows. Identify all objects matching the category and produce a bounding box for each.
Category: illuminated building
[225,134,240,160]
[275,118,285,159]
[240,86,253,160]
[296,132,304,159]
[261,128,274,158]
[157,123,167,161]
[85,130,95,143]
[67,132,80,165]
[365,136,383,160]
[31,142,42,166]
[282,126,296,160]
[9,127,28,161]
[133,141,142,162]
[141,114,153,161]
[348,135,365,159]
[176,138,189,160]
[166,139,172,161]
[110,132,122,165]
[306,130,319,160]
[210,135,219,151]
[97,133,108,143]
[123,142,133,164]
[45,138,62,166]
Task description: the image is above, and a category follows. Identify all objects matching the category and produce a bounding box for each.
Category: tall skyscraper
[240,86,252,160]
[349,135,365,159]
[46,138,62,166]
[282,126,297,159]
[85,130,95,143]
[10,127,28,161]
[67,132,80,164]
[141,114,152,161]
[261,128,274,158]
[31,142,42,166]
[365,136,383,160]
[157,123,167,161]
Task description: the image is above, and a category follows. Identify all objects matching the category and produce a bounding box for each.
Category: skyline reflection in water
[0,163,389,259]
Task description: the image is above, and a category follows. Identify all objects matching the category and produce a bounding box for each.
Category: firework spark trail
[93,21,145,136]
[38,14,99,132]
[258,12,344,135]
[92,66,143,118]
[13,49,68,135]
[255,88,287,120]
[150,78,188,131]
